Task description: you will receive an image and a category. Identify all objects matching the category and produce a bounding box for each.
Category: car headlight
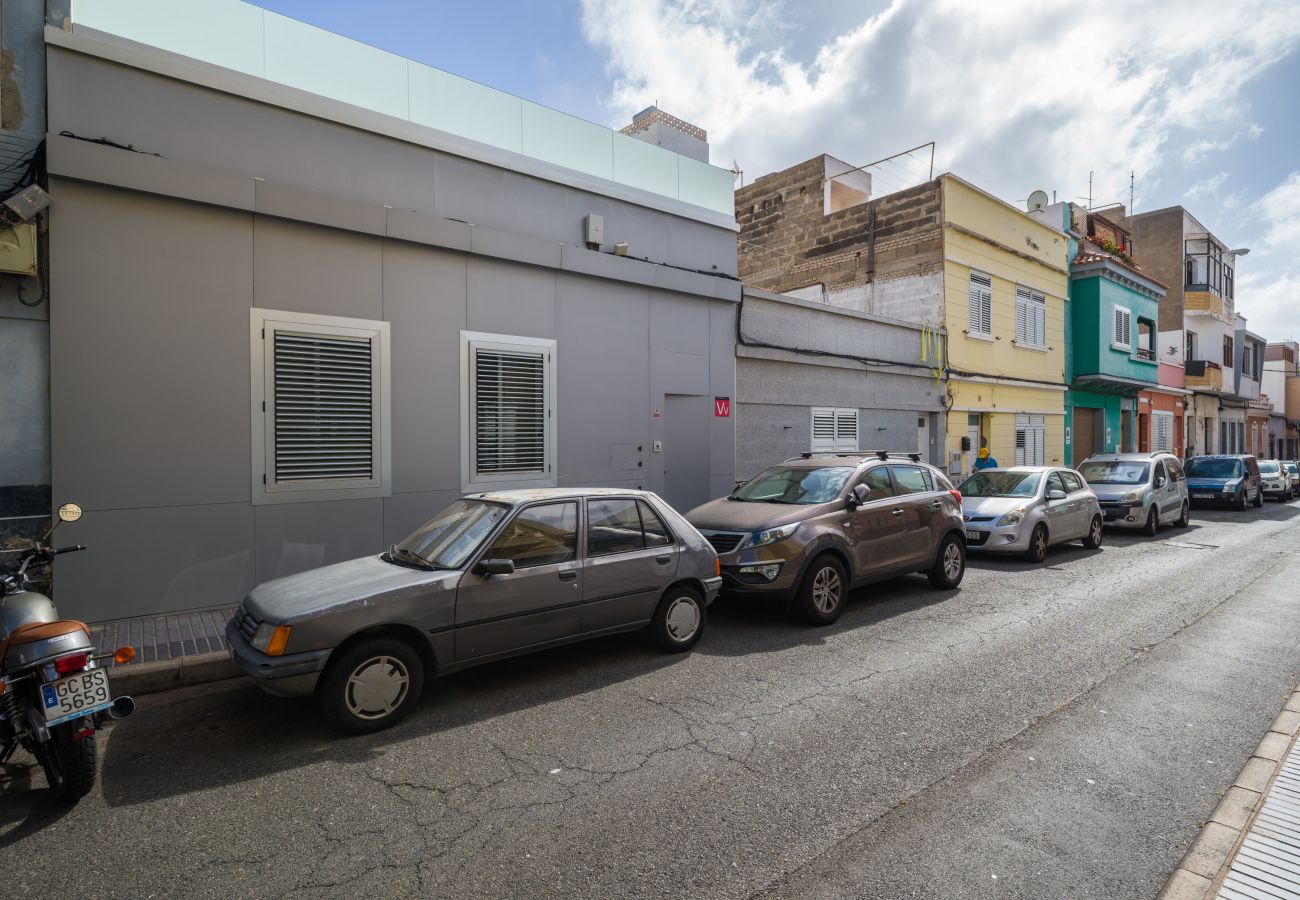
[251,622,292,656]
[1121,490,1144,504]
[738,562,784,581]
[1225,479,1242,492]
[997,507,1027,526]
[749,523,799,548]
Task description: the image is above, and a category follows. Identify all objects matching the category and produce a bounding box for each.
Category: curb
[1158,689,1300,900]
[109,651,242,697]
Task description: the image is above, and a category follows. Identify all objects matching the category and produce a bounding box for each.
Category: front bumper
[225,619,331,698]
[962,521,1032,553]
[1187,488,1241,506]
[1098,503,1145,528]
[1263,483,1290,498]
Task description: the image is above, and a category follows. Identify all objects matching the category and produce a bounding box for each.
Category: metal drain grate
[1219,737,1300,898]
[87,606,237,666]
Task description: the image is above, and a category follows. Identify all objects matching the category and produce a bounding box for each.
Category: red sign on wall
[715,397,731,417]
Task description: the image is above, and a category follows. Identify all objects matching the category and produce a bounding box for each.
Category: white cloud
[1237,172,1300,341]
[580,0,1299,208]
[1186,171,1228,199]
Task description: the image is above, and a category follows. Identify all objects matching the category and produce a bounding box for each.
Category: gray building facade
[39,9,739,620]
[736,287,947,479]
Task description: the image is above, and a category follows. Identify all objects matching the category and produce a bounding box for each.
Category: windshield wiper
[384,545,434,570]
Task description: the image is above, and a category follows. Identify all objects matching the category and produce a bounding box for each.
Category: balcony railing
[1135,347,1155,361]
[1185,359,1223,392]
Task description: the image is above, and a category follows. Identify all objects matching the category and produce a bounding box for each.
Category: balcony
[1185,290,1228,321]
[1185,359,1223,392]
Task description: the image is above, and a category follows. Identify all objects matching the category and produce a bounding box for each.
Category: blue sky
[254,0,1300,341]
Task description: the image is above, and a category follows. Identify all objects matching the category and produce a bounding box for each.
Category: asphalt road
[4,500,1300,899]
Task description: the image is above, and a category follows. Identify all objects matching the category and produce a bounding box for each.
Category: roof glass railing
[67,0,736,218]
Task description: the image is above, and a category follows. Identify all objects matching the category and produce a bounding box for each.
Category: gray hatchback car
[227,489,721,733]
[685,452,966,626]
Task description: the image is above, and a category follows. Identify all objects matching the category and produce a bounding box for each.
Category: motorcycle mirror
[58,502,83,523]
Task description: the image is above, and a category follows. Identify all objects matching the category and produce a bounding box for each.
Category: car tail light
[54,652,88,675]
[949,489,963,504]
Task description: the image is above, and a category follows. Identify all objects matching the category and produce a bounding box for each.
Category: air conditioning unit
[0,223,36,276]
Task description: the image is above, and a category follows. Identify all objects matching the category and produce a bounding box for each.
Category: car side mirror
[1154,477,1166,488]
[475,558,515,577]
[847,484,870,508]
[1046,489,1067,501]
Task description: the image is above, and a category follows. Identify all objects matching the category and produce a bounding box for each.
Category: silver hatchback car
[227,488,721,733]
[1078,452,1190,533]
[959,466,1103,563]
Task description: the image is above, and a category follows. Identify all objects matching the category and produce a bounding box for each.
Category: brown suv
[685,452,966,625]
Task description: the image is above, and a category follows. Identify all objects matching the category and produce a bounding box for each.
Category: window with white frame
[1015,287,1046,348]
[463,332,556,490]
[968,271,992,338]
[251,309,391,504]
[811,407,859,453]
[1152,411,1173,452]
[1112,305,1132,349]
[1015,414,1045,466]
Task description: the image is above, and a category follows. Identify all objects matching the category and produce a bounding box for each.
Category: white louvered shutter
[272,331,376,483]
[1015,414,1045,465]
[969,272,992,337]
[811,408,858,452]
[1030,292,1046,347]
[1015,288,1030,344]
[472,346,548,477]
[835,409,859,452]
[1113,306,1131,347]
[1153,412,1172,452]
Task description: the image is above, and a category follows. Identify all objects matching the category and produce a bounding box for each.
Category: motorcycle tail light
[54,652,89,675]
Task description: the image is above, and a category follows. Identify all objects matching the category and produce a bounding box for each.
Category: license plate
[1192,493,1214,499]
[41,668,112,725]
[964,529,980,540]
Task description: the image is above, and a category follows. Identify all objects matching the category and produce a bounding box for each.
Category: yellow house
[940,176,1070,473]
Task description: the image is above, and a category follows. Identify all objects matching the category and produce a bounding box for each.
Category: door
[966,415,982,475]
[663,394,711,513]
[1153,460,1176,515]
[1073,410,1095,467]
[1060,469,1092,537]
[917,416,930,464]
[454,501,582,661]
[581,497,677,633]
[848,466,909,577]
[1043,471,1076,541]
[887,464,940,566]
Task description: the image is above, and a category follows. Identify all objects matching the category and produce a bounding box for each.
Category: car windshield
[732,466,854,505]
[1185,458,1243,479]
[1258,460,1281,474]
[1078,460,1150,485]
[959,471,1042,498]
[392,499,510,569]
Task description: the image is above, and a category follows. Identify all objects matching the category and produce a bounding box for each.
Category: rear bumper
[702,576,723,605]
[225,620,330,698]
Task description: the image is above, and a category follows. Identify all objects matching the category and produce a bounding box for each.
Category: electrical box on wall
[0,223,37,276]
[584,214,604,248]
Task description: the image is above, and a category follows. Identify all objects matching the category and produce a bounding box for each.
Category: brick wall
[735,156,944,319]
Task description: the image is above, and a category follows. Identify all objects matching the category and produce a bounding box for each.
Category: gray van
[1078,452,1190,534]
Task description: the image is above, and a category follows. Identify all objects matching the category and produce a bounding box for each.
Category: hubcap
[1091,520,1101,542]
[665,596,701,641]
[1035,530,1046,555]
[943,542,962,580]
[812,566,842,613]
[345,656,410,720]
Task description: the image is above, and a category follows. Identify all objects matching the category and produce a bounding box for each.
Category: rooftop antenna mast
[1088,170,1094,211]
[1129,171,1135,214]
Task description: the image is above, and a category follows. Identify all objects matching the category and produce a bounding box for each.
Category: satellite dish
[1027,190,1050,212]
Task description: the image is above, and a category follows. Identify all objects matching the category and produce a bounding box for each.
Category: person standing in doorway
[973,446,998,471]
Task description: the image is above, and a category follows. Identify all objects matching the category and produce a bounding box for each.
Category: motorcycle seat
[0,619,90,662]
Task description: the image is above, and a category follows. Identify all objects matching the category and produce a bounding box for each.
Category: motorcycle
[0,502,136,802]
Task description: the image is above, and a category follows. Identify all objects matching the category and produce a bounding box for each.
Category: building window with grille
[1014,287,1046,348]
[1015,414,1045,466]
[968,271,992,338]
[811,407,859,453]
[462,332,556,491]
[251,309,392,505]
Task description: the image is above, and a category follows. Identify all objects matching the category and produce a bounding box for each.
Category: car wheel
[650,586,705,653]
[927,534,965,589]
[1142,506,1159,536]
[1025,524,1048,564]
[1235,489,1248,511]
[1082,515,1104,549]
[1253,487,1264,508]
[319,638,424,735]
[1175,500,1190,528]
[795,555,848,626]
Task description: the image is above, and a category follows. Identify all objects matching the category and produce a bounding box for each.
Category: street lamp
[1229,248,1251,256]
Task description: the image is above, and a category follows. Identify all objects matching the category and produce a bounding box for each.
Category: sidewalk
[1161,689,1300,899]
[90,605,241,696]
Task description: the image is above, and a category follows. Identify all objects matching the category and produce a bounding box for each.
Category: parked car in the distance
[959,466,1103,563]
[1184,455,1263,510]
[1077,452,1190,534]
[686,452,966,627]
[227,488,721,733]
[1258,459,1293,501]
[1284,461,1300,498]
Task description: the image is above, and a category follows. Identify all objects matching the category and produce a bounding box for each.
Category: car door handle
[892,508,905,516]
[655,555,672,565]
[927,501,942,510]
[558,571,578,581]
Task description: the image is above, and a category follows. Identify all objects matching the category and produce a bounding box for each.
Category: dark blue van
[1184,455,1262,510]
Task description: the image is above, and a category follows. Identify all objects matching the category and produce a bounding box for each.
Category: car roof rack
[788,450,926,463]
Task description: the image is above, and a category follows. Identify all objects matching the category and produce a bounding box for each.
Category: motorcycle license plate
[41,668,112,725]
